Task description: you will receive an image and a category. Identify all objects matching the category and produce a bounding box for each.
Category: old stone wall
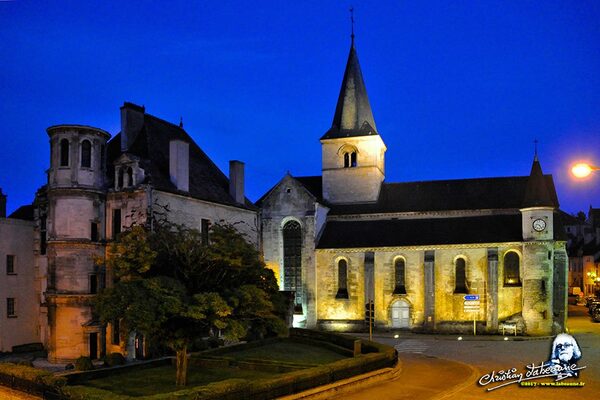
[0,218,40,352]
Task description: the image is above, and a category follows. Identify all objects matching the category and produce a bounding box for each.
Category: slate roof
[8,205,34,221]
[522,156,555,208]
[321,41,379,140]
[288,175,559,215]
[106,108,256,210]
[317,212,566,249]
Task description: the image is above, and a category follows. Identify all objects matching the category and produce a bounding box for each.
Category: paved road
[350,305,600,399]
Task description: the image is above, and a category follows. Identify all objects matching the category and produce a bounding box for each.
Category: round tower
[45,125,110,362]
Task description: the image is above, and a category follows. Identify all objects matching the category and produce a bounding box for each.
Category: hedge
[0,362,66,397]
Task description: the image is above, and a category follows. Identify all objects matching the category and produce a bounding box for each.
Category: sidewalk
[352,331,552,342]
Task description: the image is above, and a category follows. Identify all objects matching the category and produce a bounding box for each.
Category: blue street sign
[464,295,480,301]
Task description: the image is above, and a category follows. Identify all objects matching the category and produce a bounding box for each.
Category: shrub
[103,352,126,367]
[75,356,94,371]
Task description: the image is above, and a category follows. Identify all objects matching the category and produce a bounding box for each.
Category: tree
[95,220,286,386]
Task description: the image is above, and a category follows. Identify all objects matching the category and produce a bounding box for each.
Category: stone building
[6,103,258,362]
[0,193,44,352]
[259,38,568,336]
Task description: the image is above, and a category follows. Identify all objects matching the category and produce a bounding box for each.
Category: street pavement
[343,304,600,400]
[0,386,41,400]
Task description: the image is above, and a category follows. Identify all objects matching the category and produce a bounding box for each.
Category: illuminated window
[393,258,406,294]
[336,259,349,299]
[283,220,303,310]
[454,258,468,293]
[504,252,521,286]
[60,139,69,167]
[81,140,92,168]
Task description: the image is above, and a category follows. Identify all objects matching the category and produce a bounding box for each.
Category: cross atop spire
[350,7,355,45]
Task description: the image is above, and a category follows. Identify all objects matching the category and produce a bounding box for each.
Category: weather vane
[350,6,355,42]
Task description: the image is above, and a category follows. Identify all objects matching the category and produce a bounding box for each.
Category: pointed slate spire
[321,39,378,140]
[522,155,556,208]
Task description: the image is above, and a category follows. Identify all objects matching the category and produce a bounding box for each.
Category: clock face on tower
[532,218,547,232]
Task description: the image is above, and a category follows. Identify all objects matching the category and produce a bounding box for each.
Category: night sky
[1,1,599,216]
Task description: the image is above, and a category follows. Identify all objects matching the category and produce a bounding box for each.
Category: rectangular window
[7,298,16,318]
[112,209,121,240]
[6,255,15,275]
[201,219,210,245]
[91,222,99,242]
[40,215,47,255]
[112,319,120,345]
[90,274,98,294]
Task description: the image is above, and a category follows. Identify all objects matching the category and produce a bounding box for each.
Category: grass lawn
[222,340,347,365]
[83,364,279,397]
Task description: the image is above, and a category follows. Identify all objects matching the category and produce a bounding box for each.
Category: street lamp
[571,162,600,178]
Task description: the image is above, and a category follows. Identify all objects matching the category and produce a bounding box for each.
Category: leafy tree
[95,220,286,386]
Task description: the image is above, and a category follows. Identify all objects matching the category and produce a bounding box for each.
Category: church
[259,37,568,336]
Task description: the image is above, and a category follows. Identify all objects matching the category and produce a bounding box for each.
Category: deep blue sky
[1,1,599,215]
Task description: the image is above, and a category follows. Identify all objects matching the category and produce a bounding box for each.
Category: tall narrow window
[344,153,350,168]
[127,167,133,186]
[117,168,124,189]
[350,152,357,167]
[7,298,16,317]
[504,252,521,286]
[81,140,92,168]
[454,258,467,293]
[40,215,47,255]
[201,219,210,245]
[112,209,121,240]
[393,258,406,294]
[90,274,98,294]
[112,319,120,345]
[60,139,69,167]
[6,255,15,275]
[100,145,105,171]
[283,220,303,310]
[91,222,99,242]
[336,259,349,299]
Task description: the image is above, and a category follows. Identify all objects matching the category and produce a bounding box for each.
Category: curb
[277,360,402,400]
[431,358,481,400]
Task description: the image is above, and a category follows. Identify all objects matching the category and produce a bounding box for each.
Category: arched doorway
[391,300,410,328]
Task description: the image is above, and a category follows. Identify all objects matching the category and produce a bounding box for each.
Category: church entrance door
[391,300,410,328]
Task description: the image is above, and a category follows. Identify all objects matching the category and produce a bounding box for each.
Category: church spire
[522,155,556,208]
[321,25,378,140]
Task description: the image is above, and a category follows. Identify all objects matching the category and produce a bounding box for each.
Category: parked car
[589,301,600,315]
[592,308,600,323]
[585,296,597,308]
[568,294,579,305]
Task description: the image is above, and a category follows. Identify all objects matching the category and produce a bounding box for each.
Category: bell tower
[321,37,386,204]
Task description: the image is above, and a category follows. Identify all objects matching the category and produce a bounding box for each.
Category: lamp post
[571,162,600,178]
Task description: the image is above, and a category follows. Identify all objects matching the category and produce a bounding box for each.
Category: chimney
[120,102,145,152]
[169,140,189,192]
[0,188,6,218]
[229,160,245,204]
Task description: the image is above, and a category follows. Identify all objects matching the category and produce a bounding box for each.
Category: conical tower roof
[321,39,378,140]
[522,156,556,208]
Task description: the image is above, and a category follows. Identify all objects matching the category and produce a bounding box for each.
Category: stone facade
[259,39,569,336]
[0,217,42,352]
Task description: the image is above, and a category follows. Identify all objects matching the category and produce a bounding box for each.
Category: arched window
[393,258,406,294]
[344,152,350,168]
[350,152,357,167]
[127,167,134,187]
[504,252,521,286]
[60,139,69,167]
[454,258,468,293]
[283,220,302,311]
[81,140,92,168]
[336,259,349,299]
